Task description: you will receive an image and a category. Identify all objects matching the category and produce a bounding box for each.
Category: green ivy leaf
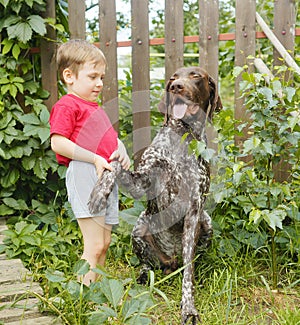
[3,198,28,210]
[9,146,24,158]
[243,136,261,153]
[1,84,10,95]
[7,21,32,43]
[65,280,82,299]
[0,204,14,216]
[14,221,35,234]
[9,84,18,97]
[3,16,20,28]
[12,43,20,59]
[1,169,20,187]
[0,0,10,7]
[285,87,296,102]
[263,209,286,231]
[287,115,299,131]
[271,80,282,96]
[25,0,34,7]
[100,278,124,310]
[45,269,66,283]
[0,111,13,129]
[1,38,14,55]
[21,156,36,170]
[232,66,244,78]
[19,113,40,125]
[23,124,50,143]
[249,208,262,225]
[88,306,117,324]
[87,282,107,304]
[122,299,141,321]
[261,141,273,155]
[73,259,90,276]
[28,15,46,36]
[0,146,6,158]
[0,77,9,85]
[21,235,40,246]
[33,159,47,179]
[40,107,50,124]
[258,87,273,103]
[201,148,215,162]
[24,82,39,95]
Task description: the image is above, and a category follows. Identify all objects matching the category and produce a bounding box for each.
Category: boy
[49,39,130,285]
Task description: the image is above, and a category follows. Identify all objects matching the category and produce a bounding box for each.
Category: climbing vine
[0,0,67,218]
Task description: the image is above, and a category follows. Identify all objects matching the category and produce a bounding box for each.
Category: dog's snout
[170,80,184,93]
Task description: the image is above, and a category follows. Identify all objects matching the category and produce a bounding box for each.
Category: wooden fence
[41,0,299,167]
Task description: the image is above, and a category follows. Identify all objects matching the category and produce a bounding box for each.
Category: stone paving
[0,218,62,325]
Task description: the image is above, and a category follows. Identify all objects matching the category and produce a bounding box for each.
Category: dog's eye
[191,73,202,79]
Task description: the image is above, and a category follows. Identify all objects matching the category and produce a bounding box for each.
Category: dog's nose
[170,80,184,93]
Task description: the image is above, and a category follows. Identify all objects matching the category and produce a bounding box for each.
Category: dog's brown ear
[208,76,222,121]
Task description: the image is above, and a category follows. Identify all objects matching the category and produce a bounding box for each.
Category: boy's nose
[96,78,103,87]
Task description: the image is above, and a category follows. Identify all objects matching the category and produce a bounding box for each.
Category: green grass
[102,247,300,325]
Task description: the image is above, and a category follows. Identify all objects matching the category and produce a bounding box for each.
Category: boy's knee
[94,240,110,257]
[103,237,111,252]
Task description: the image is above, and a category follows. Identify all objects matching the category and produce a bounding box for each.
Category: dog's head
[158,67,222,123]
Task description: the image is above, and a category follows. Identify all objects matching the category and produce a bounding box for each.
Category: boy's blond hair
[57,39,107,83]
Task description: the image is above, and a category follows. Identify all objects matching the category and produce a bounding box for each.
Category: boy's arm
[50,134,113,177]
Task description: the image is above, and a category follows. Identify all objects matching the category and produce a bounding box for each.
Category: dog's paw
[136,265,151,285]
[181,299,201,325]
[181,308,201,325]
[88,161,121,215]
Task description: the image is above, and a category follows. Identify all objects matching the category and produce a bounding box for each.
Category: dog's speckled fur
[89,67,222,324]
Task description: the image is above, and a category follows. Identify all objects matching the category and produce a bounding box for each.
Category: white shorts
[66,160,119,224]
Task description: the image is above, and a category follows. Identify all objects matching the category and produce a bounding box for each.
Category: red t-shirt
[49,94,118,167]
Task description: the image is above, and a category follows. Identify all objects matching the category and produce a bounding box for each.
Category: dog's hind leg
[132,212,159,283]
[132,211,176,283]
[198,210,213,248]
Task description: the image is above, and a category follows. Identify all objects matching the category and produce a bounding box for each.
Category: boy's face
[63,61,106,102]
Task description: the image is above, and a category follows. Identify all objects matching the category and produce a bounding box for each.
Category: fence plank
[131,0,151,165]
[99,0,119,130]
[68,0,86,39]
[41,0,57,111]
[274,0,296,67]
[165,0,184,80]
[198,0,219,81]
[273,1,296,182]
[234,0,256,150]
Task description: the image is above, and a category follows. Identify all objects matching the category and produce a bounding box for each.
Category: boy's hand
[110,139,131,170]
[94,155,113,178]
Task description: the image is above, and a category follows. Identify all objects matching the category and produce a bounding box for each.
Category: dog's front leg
[181,209,202,325]
[118,154,175,200]
[88,161,122,215]
[117,168,151,199]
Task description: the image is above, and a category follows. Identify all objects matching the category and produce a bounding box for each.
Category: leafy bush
[210,64,300,288]
[0,0,68,220]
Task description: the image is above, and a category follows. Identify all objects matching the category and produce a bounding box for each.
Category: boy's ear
[62,68,74,85]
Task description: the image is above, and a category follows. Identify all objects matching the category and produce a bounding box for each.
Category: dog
[89,67,222,324]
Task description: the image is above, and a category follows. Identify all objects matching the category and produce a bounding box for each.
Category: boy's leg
[77,216,112,285]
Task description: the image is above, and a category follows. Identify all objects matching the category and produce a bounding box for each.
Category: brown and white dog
[89,67,222,324]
